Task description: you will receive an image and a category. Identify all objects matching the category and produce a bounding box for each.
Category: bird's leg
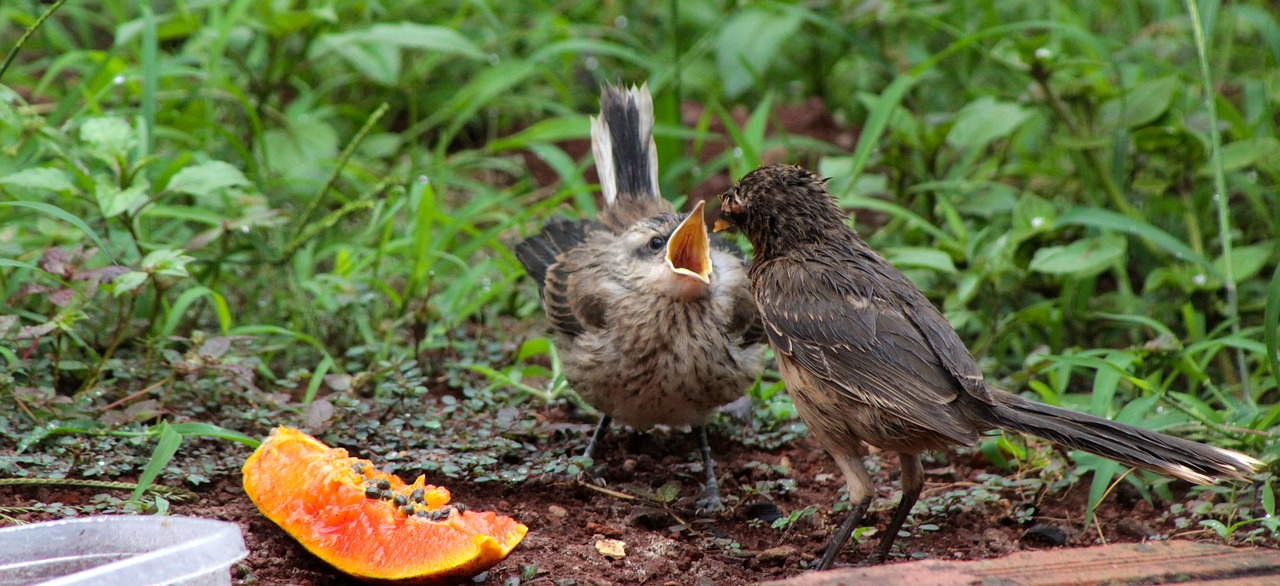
[817,493,872,571]
[815,451,876,571]
[583,415,612,461]
[869,452,923,564]
[694,425,724,512]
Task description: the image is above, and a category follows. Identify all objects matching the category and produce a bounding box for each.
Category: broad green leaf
[716,8,802,98]
[1011,191,1056,240]
[488,115,590,152]
[946,97,1032,151]
[95,178,150,218]
[1029,234,1126,276]
[167,161,251,197]
[313,22,482,58]
[80,116,137,160]
[322,39,400,86]
[257,114,339,182]
[112,271,148,295]
[1212,137,1280,174]
[1213,242,1274,283]
[141,249,194,277]
[884,247,958,274]
[1098,76,1179,129]
[1057,207,1219,278]
[0,168,75,193]
[311,22,483,85]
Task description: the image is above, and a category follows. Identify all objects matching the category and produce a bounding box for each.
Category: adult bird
[716,163,1264,567]
[514,83,763,509]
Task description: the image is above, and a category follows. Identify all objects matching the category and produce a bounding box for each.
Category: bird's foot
[695,488,726,514]
[862,551,888,566]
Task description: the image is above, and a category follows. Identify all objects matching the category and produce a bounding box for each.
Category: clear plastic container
[0,515,248,586]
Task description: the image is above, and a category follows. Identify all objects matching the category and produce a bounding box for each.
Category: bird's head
[610,200,713,300]
[714,164,846,260]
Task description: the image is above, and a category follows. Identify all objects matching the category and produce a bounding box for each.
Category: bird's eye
[647,236,666,251]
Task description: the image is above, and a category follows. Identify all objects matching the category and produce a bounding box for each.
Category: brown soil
[3,406,1266,586]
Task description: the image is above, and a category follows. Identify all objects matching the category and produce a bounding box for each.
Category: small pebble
[1021,524,1071,546]
[595,538,626,560]
[757,545,799,566]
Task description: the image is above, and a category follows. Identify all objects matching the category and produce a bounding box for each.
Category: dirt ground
[4,400,1268,586]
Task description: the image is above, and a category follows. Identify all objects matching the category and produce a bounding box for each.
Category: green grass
[1,0,1276,537]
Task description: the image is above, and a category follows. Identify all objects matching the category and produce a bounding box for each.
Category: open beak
[666,200,712,284]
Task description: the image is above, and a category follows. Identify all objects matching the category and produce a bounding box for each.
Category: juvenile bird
[515,83,763,509]
[717,164,1264,568]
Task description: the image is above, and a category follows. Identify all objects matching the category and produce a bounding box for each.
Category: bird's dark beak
[713,192,741,232]
[666,200,712,284]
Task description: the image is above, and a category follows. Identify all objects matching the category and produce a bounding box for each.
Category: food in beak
[712,218,733,233]
[666,200,712,284]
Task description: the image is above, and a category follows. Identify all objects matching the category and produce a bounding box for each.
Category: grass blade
[130,421,183,503]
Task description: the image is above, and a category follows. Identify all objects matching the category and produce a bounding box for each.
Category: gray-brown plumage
[515,83,763,509]
[717,163,1264,568]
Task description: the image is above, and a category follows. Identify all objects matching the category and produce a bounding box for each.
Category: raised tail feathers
[591,83,661,213]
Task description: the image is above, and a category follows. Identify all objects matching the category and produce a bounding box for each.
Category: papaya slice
[242,426,527,585]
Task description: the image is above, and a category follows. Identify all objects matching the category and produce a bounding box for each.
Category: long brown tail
[988,389,1264,484]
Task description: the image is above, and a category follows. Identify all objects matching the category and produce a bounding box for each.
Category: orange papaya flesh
[242,427,527,585]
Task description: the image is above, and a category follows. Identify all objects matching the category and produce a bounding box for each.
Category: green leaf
[1213,242,1274,283]
[1011,192,1057,241]
[112,271,148,296]
[884,247,958,273]
[0,201,118,264]
[167,422,260,447]
[1198,519,1230,540]
[716,8,802,98]
[1029,234,1126,276]
[130,422,183,503]
[258,114,339,182]
[167,161,251,197]
[946,97,1032,151]
[1265,265,1280,380]
[1057,207,1219,278]
[1212,137,1280,174]
[311,22,483,85]
[1098,76,1180,128]
[141,249,194,277]
[0,168,75,193]
[80,116,137,160]
[95,178,150,218]
[487,115,590,152]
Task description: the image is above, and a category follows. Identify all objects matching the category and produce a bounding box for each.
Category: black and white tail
[593,83,668,228]
[516,82,669,288]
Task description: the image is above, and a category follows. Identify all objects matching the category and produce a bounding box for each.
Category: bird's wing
[754,252,985,444]
[514,217,594,288]
[711,236,765,348]
[541,244,611,339]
